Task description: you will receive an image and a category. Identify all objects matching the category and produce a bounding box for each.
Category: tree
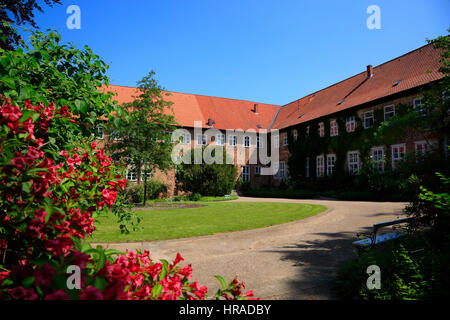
[106,71,178,205]
[0,27,125,152]
[1,0,62,50]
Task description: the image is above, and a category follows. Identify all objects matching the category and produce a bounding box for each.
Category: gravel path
[93,197,407,300]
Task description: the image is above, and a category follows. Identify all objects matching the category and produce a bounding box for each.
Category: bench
[352,217,413,254]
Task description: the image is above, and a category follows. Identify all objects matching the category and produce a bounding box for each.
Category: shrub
[145,179,168,200]
[123,185,144,204]
[188,193,202,201]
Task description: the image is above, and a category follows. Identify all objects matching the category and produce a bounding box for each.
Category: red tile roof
[271,43,445,130]
[103,85,280,130]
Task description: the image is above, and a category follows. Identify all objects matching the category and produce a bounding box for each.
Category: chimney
[253,104,258,113]
[367,65,374,78]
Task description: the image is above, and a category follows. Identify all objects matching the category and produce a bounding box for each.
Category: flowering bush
[0,97,254,300]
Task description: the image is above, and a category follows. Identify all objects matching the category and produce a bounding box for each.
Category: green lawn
[88,202,326,243]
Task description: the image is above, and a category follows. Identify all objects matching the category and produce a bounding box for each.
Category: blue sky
[31,0,449,105]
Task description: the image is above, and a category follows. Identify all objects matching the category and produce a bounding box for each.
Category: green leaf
[0,76,15,89]
[22,276,35,288]
[152,284,163,298]
[21,181,33,193]
[215,275,227,289]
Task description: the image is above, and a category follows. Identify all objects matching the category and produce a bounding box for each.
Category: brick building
[97,43,446,195]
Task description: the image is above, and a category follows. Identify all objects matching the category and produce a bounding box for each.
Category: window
[384,105,396,121]
[371,147,385,172]
[216,134,225,146]
[347,151,359,174]
[292,130,298,141]
[330,120,338,136]
[241,165,250,182]
[415,141,427,157]
[318,122,325,137]
[244,136,251,148]
[126,169,137,182]
[282,133,288,146]
[228,135,237,147]
[256,136,263,149]
[273,135,279,148]
[316,155,325,177]
[305,157,310,178]
[391,143,406,170]
[363,111,374,129]
[346,117,355,132]
[140,171,152,182]
[180,132,191,145]
[254,165,261,176]
[110,130,122,141]
[196,134,207,146]
[326,154,336,176]
[279,162,286,179]
[94,126,104,139]
[306,126,310,136]
[413,98,427,115]
[273,163,279,179]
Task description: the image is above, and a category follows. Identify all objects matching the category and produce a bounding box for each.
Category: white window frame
[94,126,104,140]
[216,133,225,146]
[371,147,385,172]
[228,135,237,147]
[346,116,355,133]
[292,130,298,141]
[244,136,251,148]
[279,161,286,179]
[384,105,396,122]
[305,157,310,178]
[126,169,137,182]
[181,132,191,145]
[330,120,338,137]
[363,111,374,129]
[282,133,288,146]
[316,155,325,177]
[273,135,279,149]
[256,136,263,149]
[391,143,406,170]
[413,98,427,115]
[254,165,261,176]
[273,163,279,179]
[140,171,152,182]
[241,165,250,182]
[414,140,427,157]
[347,151,360,174]
[318,122,325,137]
[196,134,207,146]
[110,130,122,141]
[326,154,336,176]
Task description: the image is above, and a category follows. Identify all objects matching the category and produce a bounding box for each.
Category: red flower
[80,286,104,300]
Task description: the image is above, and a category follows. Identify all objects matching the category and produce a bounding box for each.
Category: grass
[88,202,326,243]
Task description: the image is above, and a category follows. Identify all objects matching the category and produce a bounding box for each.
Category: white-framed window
[228,135,237,147]
[318,122,325,137]
[94,126,104,140]
[384,105,396,122]
[273,163,279,179]
[140,171,152,182]
[244,136,251,148]
[415,141,428,157]
[282,133,288,146]
[126,169,137,182]
[254,165,261,176]
[241,165,250,182]
[305,157,310,178]
[279,161,286,179]
[371,147,385,172]
[316,155,325,177]
[273,135,279,149]
[196,134,207,146]
[391,143,406,170]
[413,98,427,115]
[330,120,338,137]
[363,111,374,129]
[110,130,122,141]
[346,117,355,132]
[180,132,191,145]
[292,130,298,141]
[216,133,225,146]
[256,136,263,149]
[347,151,360,174]
[326,154,336,176]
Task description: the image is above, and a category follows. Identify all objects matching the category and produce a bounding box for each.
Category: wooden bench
[353,217,413,254]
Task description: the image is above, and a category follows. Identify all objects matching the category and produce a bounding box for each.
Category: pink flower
[34,263,55,288]
[44,289,70,300]
[80,286,104,300]
[10,286,38,300]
